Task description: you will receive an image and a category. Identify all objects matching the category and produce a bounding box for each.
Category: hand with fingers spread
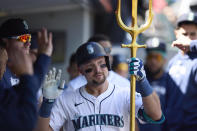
[129,57,146,81]
[37,28,53,56]
[42,68,65,100]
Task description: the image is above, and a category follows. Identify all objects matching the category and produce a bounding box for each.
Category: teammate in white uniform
[36,42,164,131]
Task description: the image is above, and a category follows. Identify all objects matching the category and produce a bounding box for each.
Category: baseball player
[0,18,52,89]
[138,38,183,131]
[0,28,39,131]
[66,34,130,92]
[36,42,164,131]
[166,12,197,130]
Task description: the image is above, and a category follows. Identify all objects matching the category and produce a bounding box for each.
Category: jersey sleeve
[190,40,197,52]
[34,54,51,87]
[137,107,165,124]
[49,94,67,131]
[126,92,143,116]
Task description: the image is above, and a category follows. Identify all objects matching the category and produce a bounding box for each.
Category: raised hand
[42,68,65,100]
[129,57,146,81]
[37,28,53,56]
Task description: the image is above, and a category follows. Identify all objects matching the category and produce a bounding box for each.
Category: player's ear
[78,66,84,75]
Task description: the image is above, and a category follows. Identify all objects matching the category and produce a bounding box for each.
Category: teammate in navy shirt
[0,20,51,89]
[0,34,39,130]
[0,18,53,130]
[167,12,197,130]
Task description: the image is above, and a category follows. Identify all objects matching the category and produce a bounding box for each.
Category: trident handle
[115,0,153,131]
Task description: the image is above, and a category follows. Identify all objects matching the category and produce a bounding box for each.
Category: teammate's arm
[129,58,163,121]
[35,117,53,131]
[35,68,65,131]
[172,33,197,53]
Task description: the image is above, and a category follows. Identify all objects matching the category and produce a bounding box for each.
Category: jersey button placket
[95,99,100,131]
[94,99,99,114]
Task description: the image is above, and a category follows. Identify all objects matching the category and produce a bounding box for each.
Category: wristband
[39,97,55,118]
[138,108,165,124]
[136,78,153,97]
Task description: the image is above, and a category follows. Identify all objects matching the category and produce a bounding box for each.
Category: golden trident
[115,0,153,131]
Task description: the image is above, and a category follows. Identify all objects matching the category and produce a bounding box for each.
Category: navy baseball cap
[0,18,30,38]
[176,12,197,27]
[146,37,166,57]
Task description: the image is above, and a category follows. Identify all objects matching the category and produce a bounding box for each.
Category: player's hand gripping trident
[115,0,153,130]
[129,58,146,81]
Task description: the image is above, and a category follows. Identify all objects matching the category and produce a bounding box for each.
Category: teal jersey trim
[138,109,165,124]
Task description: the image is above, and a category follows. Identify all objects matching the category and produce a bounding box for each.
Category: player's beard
[145,65,163,78]
[91,73,106,86]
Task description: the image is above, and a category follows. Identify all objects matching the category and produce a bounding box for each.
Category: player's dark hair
[88,34,110,43]
[69,53,77,65]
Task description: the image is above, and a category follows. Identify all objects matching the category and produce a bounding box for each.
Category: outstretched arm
[129,58,163,122]
[172,34,197,53]
[35,68,65,131]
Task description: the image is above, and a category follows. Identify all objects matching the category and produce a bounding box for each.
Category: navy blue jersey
[167,50,197,130]
[190,40,197,52]
[0,54,51,89]
[0,75,39,131]
[138,72,183,131]
[33,54,51,87]
[0,66,19,89]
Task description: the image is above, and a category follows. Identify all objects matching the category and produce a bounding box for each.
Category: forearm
[142,91,162,121]
[34,54,51,86]
[136,78,162,120]
[34,117,52,131]
[35,98,55,131]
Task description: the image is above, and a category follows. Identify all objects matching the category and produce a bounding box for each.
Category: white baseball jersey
[50,82,143,131]
[67,71,130,91]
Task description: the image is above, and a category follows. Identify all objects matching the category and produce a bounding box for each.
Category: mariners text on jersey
[72,114,124,130]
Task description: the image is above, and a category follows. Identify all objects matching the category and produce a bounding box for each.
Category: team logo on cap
[188,13,194,21]
[23,20,29,30]
[87,44,94,54]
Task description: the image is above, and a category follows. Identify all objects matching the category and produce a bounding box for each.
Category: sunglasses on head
[8,34,31,43]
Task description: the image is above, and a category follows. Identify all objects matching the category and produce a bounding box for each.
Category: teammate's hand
[173,29,191,53]
[37,28,53,57]
[7,46,33,76]
[172,34,191,53]
[129,58,146,81]
[42,67,65,100]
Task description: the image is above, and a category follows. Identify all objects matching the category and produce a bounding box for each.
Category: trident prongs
[115,0,135,35]
[115,0,153,131]
[115,0,153,51]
